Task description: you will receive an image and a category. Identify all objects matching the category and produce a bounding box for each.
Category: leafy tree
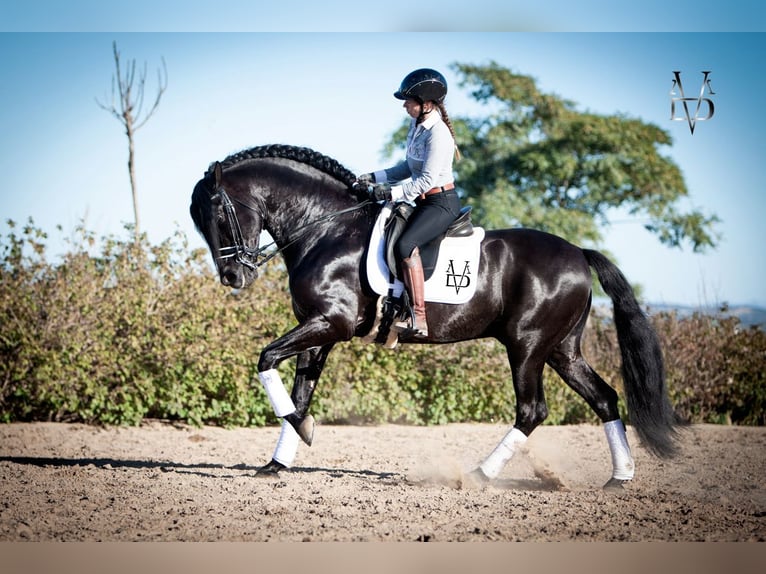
[384,61,719,251]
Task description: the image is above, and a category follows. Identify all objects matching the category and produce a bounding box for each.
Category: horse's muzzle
[220,265,257,289]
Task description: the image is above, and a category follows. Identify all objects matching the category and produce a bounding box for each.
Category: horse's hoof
[297,414,315,446]
[603,477,629,491]
[285,413,315,446]
[256,459,286,477]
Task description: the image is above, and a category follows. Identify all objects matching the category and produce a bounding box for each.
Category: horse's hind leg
[476,352,548,480]
[547,336,635,489]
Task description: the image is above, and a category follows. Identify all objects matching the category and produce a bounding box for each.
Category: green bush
[0,220,282,426]
[1,220,764,427]
[651,309,766,425]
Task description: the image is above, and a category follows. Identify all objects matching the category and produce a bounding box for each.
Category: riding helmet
[394,68,448,103]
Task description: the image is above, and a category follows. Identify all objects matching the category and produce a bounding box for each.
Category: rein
[213,187,373,271]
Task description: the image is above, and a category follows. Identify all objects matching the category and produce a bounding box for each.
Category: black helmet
[393,68,447,103]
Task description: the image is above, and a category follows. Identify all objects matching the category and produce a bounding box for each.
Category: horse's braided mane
[220,144,360,190]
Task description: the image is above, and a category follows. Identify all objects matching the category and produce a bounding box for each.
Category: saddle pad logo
[445,260,471,294]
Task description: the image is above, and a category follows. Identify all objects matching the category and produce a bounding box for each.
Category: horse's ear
[205,161,224,190]
[213,161,223,189]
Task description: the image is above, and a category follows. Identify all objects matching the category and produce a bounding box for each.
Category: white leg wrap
[258,369,296,418]
[479,427,528,479]
[604,419,635,480]
[272,420,300,467]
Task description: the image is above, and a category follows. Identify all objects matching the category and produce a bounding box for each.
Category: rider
[358,68,461,337]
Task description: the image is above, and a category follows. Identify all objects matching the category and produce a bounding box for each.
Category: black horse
[190,144,679,488]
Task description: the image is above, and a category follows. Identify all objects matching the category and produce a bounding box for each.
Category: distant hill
[593,300,766,329]
[646,303,766,329]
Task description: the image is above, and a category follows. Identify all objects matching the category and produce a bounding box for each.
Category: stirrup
[393,322,428,337]
[393,308,428,337]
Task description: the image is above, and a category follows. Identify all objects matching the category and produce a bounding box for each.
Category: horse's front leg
[258,345,333,475]
[285,343,335,446]
[255,318,343,475]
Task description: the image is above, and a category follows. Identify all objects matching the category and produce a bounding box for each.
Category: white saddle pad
[365,203,485,304]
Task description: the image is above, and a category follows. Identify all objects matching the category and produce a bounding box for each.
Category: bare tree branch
[95,41,168,242]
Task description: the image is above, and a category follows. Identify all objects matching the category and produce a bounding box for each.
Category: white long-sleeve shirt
[373,111,455,203]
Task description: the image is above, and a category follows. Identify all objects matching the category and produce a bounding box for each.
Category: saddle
[383,203,474,282]
[363,203,483,348]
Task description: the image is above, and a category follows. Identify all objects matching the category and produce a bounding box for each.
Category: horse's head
[190,161,263,289]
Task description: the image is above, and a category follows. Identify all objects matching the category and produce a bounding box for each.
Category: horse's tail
[583,249,680,459]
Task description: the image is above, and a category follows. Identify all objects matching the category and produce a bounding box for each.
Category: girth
[383,203,474,282]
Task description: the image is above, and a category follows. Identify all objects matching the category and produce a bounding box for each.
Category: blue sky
[0,8,764,307]
[2,1,764,32]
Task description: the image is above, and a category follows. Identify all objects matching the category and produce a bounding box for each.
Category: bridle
[212,188,266,270]
[211,185,372,272]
